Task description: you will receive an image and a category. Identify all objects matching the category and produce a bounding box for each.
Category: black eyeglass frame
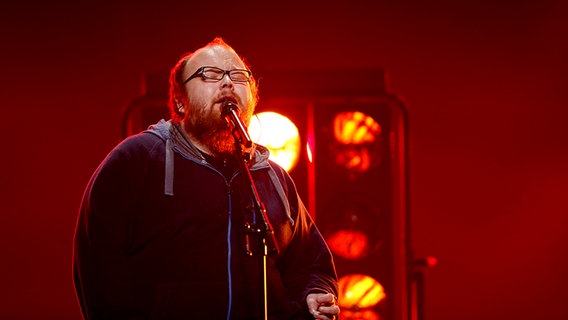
[183,66,252,84]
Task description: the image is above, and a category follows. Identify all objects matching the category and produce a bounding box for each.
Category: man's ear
[175,99,185,113]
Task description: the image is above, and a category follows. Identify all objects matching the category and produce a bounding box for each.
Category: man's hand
[306,292,340,319]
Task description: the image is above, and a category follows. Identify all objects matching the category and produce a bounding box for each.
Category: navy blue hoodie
[73,120,338,319]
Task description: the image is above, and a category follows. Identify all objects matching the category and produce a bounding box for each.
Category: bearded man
[73,37,339,320]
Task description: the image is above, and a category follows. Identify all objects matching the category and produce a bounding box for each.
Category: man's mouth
[217,96,238,105]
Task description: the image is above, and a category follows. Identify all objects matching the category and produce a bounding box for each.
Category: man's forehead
[186,46,245,72]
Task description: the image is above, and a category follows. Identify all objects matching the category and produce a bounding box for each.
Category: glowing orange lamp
[331,111,382,175]
[248,111,301,172]
[338,274,386,309]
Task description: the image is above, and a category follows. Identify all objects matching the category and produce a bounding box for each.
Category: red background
[1,1,567,319]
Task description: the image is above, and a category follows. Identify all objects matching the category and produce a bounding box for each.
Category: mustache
[215,94,240,106]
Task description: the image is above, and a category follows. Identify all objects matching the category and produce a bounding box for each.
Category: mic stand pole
[233,143,279,320]
[221,101,278,319]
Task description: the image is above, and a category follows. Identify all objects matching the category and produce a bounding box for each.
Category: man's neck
[180,121,215,157]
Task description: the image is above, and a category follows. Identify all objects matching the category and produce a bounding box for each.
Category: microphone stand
[222,103,279,320]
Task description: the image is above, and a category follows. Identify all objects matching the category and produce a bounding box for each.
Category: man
[73,37,340,320]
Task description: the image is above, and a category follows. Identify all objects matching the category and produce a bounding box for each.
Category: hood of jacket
[144,119,273,196]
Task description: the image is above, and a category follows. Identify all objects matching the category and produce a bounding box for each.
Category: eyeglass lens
[202,67,250,82]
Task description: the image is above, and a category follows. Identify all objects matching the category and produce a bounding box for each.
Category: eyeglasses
[183,66,252,84]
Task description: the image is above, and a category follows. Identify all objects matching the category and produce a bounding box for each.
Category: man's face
[181,45,255,156]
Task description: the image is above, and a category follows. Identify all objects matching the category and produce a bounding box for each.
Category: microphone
[221,101,253,149]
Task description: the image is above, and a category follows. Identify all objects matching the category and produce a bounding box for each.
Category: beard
[183,98,253,156]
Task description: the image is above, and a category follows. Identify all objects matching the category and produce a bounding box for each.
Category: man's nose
[220,73,234,88]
